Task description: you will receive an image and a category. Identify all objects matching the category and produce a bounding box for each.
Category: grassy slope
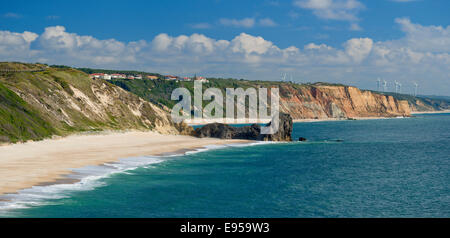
[0,62,46,71]
[0,66,105,143]
[0,63,181,143]
[0,82,55,143]
[2,69,104,131]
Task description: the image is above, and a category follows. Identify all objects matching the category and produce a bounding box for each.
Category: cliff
[108,78,412,121]
[0,63,188,143]
[375,91,450,112]
[278,84,411,119]
[0,62,415,143]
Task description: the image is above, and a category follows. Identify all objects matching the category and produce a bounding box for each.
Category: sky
[1,0,449,96]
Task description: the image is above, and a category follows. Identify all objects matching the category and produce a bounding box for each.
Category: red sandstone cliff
[277,84,411,119]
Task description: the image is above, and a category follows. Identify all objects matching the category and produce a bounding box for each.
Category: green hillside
[76,67,162,78]
[0,82,55,143]
[0,62,184,143]
[108,77,313,110]
[1,62,447,143]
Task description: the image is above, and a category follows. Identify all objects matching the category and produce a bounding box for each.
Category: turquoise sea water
[1,114,449,217]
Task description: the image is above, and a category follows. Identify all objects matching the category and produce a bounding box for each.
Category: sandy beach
[0,131,249,196]
[0,115,421,197]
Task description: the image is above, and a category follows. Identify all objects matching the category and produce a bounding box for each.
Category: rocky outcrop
[194,113,293,141]
[260,113,293,141]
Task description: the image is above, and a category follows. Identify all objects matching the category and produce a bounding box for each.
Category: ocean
[1,113,449,218]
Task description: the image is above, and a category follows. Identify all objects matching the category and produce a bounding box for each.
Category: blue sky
[1,0,450,95]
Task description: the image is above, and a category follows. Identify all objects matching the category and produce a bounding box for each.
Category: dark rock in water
[194,113,293,141]
[261,113,293,141]
[194,123,260,140]
[299,137,307,142]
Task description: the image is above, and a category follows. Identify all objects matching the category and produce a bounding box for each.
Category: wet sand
[0,131,249,195]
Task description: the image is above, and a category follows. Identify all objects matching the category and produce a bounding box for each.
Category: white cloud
[393,18,450,52]
[200,17,278,29]
[350,23,362,31]
[151,33,227,55]
[189,23,212,29]
[39,26,125,53]
[0,19,449,95]
[35,26,141,65]
[181,34,216,54]
[259,18,278,27]
[344,37,373,62]
[304,43,333,50]
[152,33,173,52]
[0,30,38,60]
[230,33,276,55]
[219,18,255,28]
[294,0,364,21]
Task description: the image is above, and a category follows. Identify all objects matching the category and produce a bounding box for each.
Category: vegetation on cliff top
[108,77,314,109]
[77,67,161,78]
[74,65,449,113]
[0,62,182,143]
[1,62,447,143]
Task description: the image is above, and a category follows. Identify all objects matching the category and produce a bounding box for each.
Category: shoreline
[0,131,251,196]
[293,117,396,123]
[1,112,443,198]
[411,110,450,114]
[187,116,407,126]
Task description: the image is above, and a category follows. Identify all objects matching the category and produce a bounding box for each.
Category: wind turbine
[394,80,401,93]
[413,82,418,96]
[377,78,381,91]
[383,80,388,92]
[281,72,287,81]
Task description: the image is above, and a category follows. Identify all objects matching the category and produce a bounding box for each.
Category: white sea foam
[0,156,166,215]
[184,144,228,155]
[0,141,260,215]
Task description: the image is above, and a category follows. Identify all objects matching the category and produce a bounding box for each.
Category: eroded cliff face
[278,84,411,119]
[0,64,186,139]
[0,63,413,144]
